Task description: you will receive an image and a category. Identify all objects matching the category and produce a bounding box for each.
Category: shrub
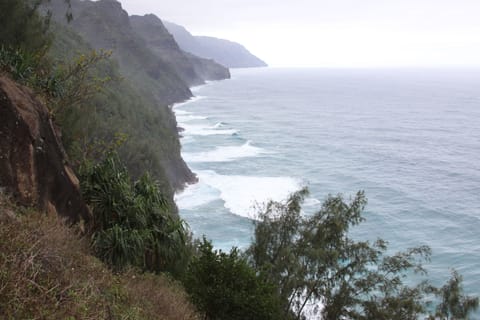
[247,189,479,320]
[183,238,284,320]
[431,270,479,320]
[0,46,38,82]
[0,0,52,54]
[81,153,191,275]
[0,194,199,319]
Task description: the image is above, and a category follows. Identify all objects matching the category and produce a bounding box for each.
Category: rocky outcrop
[0,76,90,223]
[164,21,267,68]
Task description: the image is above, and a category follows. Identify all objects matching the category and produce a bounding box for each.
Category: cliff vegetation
[0,1,478,320]
[0,194,198,320]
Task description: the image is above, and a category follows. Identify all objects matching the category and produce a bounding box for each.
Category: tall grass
[0,194,199,319]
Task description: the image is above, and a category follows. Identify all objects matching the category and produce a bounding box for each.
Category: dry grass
[119,271,200,320]
[0,195,199,320]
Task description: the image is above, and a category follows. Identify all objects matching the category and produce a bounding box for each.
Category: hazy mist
[120,0,480,67]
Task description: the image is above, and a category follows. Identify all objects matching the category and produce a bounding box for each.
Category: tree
[0,0,90,104]
[0,0,54,85]
[431,270,479,320]
[183,238,285,320]
[80,153,191,275]
[0,0,72,51]
[247,189,435,320]
[0,0,52,53]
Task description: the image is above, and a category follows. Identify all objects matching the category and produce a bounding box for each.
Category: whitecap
[175,181,219,210]
[174,109,190,117]
[172,95,205,109]
[213,122,227,128]
[191,81,216,94]
[190,85,206,94]
[182,141,267,163]
[179,135,195,144]
[195,170,303,219]
[176,114,208,122]
[180,123,239,136]
[303,197,321,207]
[174,108,209,124]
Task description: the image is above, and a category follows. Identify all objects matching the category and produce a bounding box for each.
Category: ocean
[174,67,480,302]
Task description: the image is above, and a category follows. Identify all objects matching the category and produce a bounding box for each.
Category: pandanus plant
[80,153,190,274]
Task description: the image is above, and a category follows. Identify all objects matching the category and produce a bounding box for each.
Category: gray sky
[120,0,480,67]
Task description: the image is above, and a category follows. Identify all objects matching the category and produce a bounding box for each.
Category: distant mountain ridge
[164,21,267,68]
[39,0,261,210]
[44,0,205,199]
[130,14,230,85]
[47,0,230,104]
[48,0,190,105]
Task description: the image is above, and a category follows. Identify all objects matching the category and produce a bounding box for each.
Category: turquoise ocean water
[174,67,480,305]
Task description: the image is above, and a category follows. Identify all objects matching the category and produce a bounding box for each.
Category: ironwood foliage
[247,189,477,320]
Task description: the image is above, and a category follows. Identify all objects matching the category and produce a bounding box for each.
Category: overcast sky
[119,0,480,67]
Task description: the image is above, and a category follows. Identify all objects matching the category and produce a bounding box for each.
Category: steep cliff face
[164,21,267,68]
[194,36,268,68]
[130,14,203,87]
[130,14,230,85]
[51,0,192,106]
[185,52,232,81]
[0,76,90,222]
[45,0,197,193]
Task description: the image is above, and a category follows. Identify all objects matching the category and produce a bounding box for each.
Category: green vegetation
[0,0,52,53]
[247,189,431,319]
[48,18,192,198]
[430,270,479,320]
[0,0,73,89]
[0,0,52,91]
[0,2,196,317]
[0,1,477,320]
[0,194,198,320]
[183,238,284,320]
[80,154,191,276]
[245,189,478,320]
[1,185,477,319]
[0,46,40,84]
[0,0,194,199]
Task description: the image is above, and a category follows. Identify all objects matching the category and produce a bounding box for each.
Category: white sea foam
[180,122,239,136]
[179,135,195,144]
[182,141,267,163]
[174,108,208,122]
[174,109,189,115]
[190,84,205,93]
[303,197,321,207]
[176,114,208,122]
[175,181,219,210]
[172,95,205,109]
[174,69,480,309]
[191,81,215,94]
[213,122,226,128]
[195,170,302,219]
